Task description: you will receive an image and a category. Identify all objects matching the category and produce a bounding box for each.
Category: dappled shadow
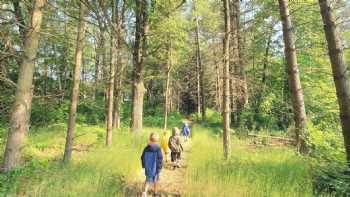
[124,141,191,197]
[124,184,182,197]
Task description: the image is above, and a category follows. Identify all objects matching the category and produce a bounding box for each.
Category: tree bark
[43,63,49,96]
[169,87,173,113]
[163,40,172,131]
[223,0,231,160]
[94,36,101,100]
[113,0,127,129]
[106,0,121,146]
[63,1,86,163]
[229,0,239,113]
[278,0,307,152]
[235,0,248,106]
[214,49,222,111]
[230,0,247,128]
[131,0,148,133]
[61,1,69,101]
[262,33,272,84]
[3,0,46,171]
[194,8,205,122]
[113,52,124,129]
[319,0,350,163]
[196,47,201,116]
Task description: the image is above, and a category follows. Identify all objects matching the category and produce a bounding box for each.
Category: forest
[0,0,350,196]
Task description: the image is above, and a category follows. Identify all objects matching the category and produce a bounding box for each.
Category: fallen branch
[72,143,96,152]
[248,133,296,144]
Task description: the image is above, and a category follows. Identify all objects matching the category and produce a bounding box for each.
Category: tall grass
[0,125,160,197]
[1,122,329,196]
[185,125,313,197]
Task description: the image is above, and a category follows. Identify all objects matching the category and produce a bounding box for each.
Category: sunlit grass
[0,124,164,196]
[1,123,329,196]
[185,125,314,197]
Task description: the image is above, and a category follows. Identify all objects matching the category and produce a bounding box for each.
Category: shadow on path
[124,142,191,197]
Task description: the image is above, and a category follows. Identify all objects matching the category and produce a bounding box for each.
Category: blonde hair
[149,132,159,142]
[172,127,180,135]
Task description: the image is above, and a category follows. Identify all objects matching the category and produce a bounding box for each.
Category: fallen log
[247,133,296,146]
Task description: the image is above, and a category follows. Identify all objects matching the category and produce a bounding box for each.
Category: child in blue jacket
[141,133,163,196]
[182,122,191,141]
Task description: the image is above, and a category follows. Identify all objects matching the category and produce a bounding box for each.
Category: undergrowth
[185,125,314,197]
[0,124,160,196]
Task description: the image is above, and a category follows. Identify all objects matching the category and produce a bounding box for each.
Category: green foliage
[307,124,345,162]
[312,162,350,197]
[0,124,156,197]
[186,125,314,197]
[30,98,107,127]
[0,127,5,147]
[204,109,222,129]
[143,107,183,128]
[306,124,349,196]
[30,100,69,126]
[76,99,106,124]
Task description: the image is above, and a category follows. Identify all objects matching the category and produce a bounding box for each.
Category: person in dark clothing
[182,122,191,142]
[141,133,163,197]
[168,127,183,168]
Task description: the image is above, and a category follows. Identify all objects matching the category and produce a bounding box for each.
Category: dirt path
[125,141,191,197]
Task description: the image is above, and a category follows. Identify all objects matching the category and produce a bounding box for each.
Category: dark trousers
[171,152,181,162]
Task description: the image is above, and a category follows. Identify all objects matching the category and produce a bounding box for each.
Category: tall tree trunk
[131,0,148,133]
[319,0,350,163]
[278,0,307,152]
[163,40,172,131]
[196,48,201,116]
[215,49,221,111]
[194,10,205,122]
[193,2,201,117]
[169,87,173,113]
[3,0,45,172]
[106,0,120,146]
[258,29,272,101]
[63,2,86,163]
[44,64,49,96]
[223,0,231,160]
[229,0,239,113]
[262,34,272,84]
[113,52,124,129]
[113,0,127,129]
[61,1,68,101]
[94,38,101,100]
[94,28,106,100]
[235,0,248,106]
[230,0,247,128]
[54,43,63,92]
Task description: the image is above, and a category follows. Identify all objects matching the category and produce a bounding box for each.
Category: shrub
[307,123,349,196]
[30,99,106,127]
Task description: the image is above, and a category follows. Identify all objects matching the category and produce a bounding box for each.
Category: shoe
[142,191,147,197]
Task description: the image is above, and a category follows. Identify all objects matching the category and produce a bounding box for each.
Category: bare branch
[0,75,17,88]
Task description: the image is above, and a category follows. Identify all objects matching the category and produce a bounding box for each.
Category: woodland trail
[125,140,191,197]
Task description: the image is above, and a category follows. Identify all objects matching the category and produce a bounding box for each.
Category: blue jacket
[182,123,190,137]
[141,144,163,177]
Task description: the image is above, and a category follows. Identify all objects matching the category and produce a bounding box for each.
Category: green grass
[1,122,334,196]
[0,124,163,197]
[185,125,314,197]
